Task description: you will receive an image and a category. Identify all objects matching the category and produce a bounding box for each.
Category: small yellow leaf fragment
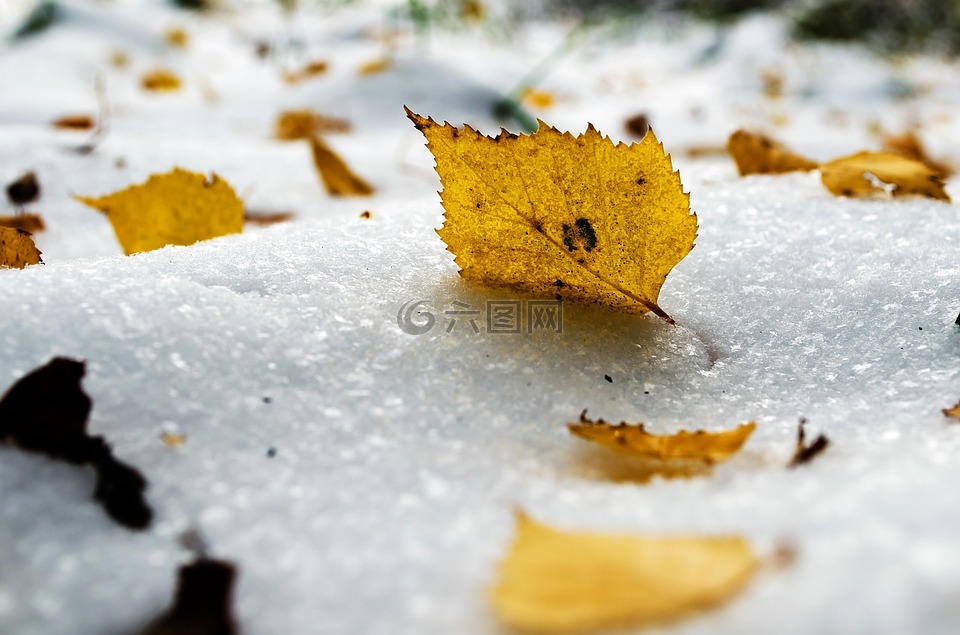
[165,26,189,49]
[726,130,818,176]
[141,68,182,92]
[275,109,351,141]
[282,60,329,84]
[52,114,95,130]
[568,411,756,464]
[309,136,374,196]
[0,227,42,269]
[74,168,244,255]
[943,401,960,421]
[491,512,757,634]
[407,108,697,321]
[819,151,950,201]
[160,432,187,447]
[357,58,391,76]
[520,88,556,109]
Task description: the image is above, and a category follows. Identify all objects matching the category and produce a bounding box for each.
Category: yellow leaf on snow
[569,410,755,464]
[726,130,818,176]
[943,401,960,420]
[75,168,243,255]
[819,151,950,201]
[141,68,182,92]
[407,108,697,321]
[0,213,45,233]
[0,227,42,269]
[310,136,374,196]
[275,109,351,140]
[491,512,758,634]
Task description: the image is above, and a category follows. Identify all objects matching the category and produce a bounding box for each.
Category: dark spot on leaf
[636,177,646,185]
[554,279,565,287]
[137,558,238,635]
[575,218,598,252]
[0,357,153,530]
[562,223,575,251]
[760,137,772,149]
[562,218,598,253]
[788,417,830,468]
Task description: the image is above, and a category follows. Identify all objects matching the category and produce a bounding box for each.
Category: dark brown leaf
[6,171,40,205]
[787,418,829,468]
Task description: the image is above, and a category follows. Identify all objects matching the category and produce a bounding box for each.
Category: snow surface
[2,2,960,634]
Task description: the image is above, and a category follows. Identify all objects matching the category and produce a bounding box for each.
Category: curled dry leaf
[75,168,244,255]
[141,68,182,91]
[0,227,42,269]
[882,131,953,178]
[275,109,351,140]
[569,410,755,464]
[787,418,830,468]
[819,151,950,201]
[624,112,650,138]
[0,213,45,233]
[52,114,95,130]
[310,136,374,196]
[491,511,757,634]
[726,130,817,176]
[407,108,697,321]
[6,171,40,205]
[943,401,960,421]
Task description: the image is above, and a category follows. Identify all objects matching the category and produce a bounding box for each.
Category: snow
[2,1,960,634]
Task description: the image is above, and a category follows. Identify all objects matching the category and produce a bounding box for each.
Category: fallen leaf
[359,210,373,219]
[357,58,391,76]
[882,131,953,178]
[624,112,649,137]
[310,136,374,196]
[0,358,152,529]
[283,60,328,83]
[0,213,45,233]
[75,168,244,255]
[726,130,818,176]
[787,418,829,467]
[521,88,556,109]
[52,114,95,130]
[0,227,42,269]
[141,68,182,92]
[569,410,755,464]
[243,210,294,226]
[137,557,238,635]
[160,432,187,447]
[6,171,40,205]
[490,511,757,634]
[819,151,950,201]
[407,108,697,321]
[943,402,960,421]
[165,26,189,49]
[275,109,351,140]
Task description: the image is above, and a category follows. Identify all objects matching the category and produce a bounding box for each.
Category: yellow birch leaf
[357,58,391,76]
[943,401,960,421]
[74,168,243,255]
[819,151,950,201]
[491,511,758,634]
[406,108,697,321]
[568,410,755,464]
[881,131,952,177]
[141,68,182,92]
[275,109,351,140]
[726,130,818,176]
[0,227,42,269]
[310,136,374,196]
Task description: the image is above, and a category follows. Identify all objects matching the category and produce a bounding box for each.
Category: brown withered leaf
[310,136,373,196]
[819,151,950,201]
[6,171,40,205]
[569,410,755,464]
[0,213,45,233]
[0,227,42,269]
[141,69,182,92]
[490,511,757,634]
[624,112,649,138]
[275,109,351,140]
[243,210,294,226]
[727,130,818,176]
[0,358,152,529]
[943,401,960,421]
[52,114,95,130]
[787,418,829,468]
[283,60,328,84]
[881,131,953,178]
[137,558,237,635]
